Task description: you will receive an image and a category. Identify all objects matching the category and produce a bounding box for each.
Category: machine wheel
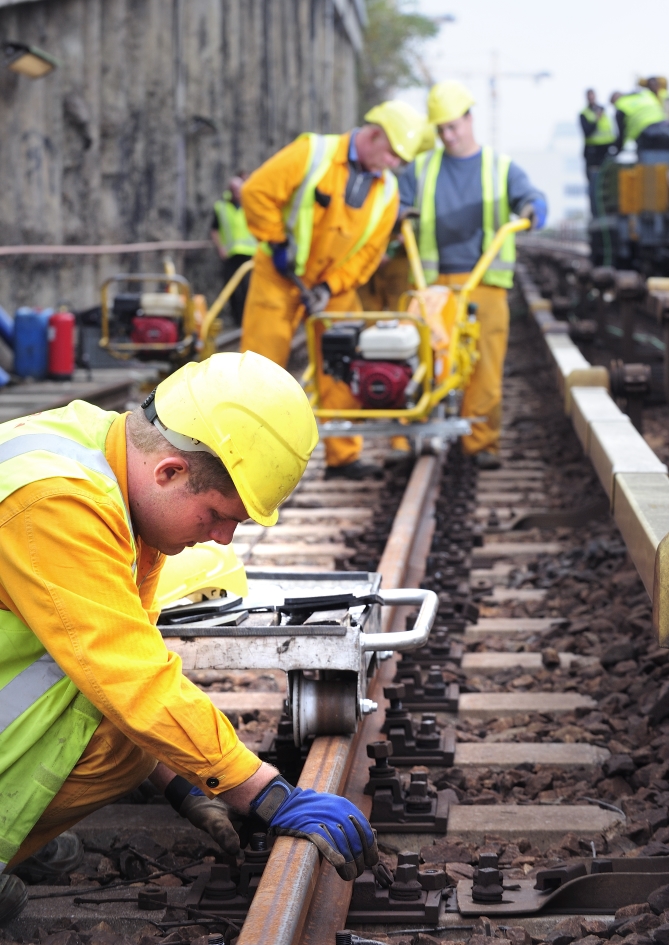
[290,671,358,746]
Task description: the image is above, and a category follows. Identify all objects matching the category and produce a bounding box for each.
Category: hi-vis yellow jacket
[0,402,260,868]
[241,131,399,296]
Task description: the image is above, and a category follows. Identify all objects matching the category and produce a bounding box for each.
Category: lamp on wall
[4,42,58,78]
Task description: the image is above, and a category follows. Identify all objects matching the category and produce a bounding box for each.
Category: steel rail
[298,455,441,945]
[236,455,440,945]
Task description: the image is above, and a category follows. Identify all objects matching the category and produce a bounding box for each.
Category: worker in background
[211,174,257,326]
[0,353,377,926]
[399,80,548,471]
[640,76,669,118]
[240,101,428,480]
[579,89,615,216]
[611,86,669,152]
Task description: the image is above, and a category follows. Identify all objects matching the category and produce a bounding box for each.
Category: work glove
[166,778,241,856]
[250,775,378,881]
[520,198,547,231]
[269,238,297,277]
[302,282,331,315]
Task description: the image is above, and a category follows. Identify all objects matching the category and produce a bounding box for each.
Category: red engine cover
[130,317,179,345]
[349,360,412,409]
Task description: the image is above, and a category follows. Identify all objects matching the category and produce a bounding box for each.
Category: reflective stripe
[0,653,65,734]
[415,148,442,285]
[0,434,117,482]
[342,169,398,264]
[415,149,434,211]
[481,146,514,287]
[286,134,328,236]
[0,433,137,573]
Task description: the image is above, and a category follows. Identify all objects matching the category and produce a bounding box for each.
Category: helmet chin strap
[141,390,217,457]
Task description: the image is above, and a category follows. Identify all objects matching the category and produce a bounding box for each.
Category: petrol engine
[321,320,420,410]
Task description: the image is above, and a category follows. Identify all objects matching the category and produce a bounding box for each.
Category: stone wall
[0,0,361,312]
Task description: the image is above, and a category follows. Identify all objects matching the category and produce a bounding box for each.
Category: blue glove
[250,776,378,881]
[270,238,297,276]
[521,198,547,230]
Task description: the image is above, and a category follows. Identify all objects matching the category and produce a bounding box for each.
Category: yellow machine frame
[302,217,530,422]
[100,271,196,361]
[100,257,256,363]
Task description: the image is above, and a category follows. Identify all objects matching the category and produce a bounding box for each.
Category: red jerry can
[48,311,75,379]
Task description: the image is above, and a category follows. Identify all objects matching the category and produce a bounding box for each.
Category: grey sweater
[398,149,546,274]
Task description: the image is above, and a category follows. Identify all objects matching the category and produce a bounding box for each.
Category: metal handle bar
[360,588,438,651]
[459,217,531,297]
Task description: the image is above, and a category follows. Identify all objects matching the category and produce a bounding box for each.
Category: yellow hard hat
[156,542,249,609]
[364,100,428,162]
[417,122,437,154]
[146,351,318,526]
[427,80,476,125]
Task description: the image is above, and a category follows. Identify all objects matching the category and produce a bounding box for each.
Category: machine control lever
[360,589,438,652]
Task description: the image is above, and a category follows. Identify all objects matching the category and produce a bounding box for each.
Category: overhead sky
[398,0,669,152]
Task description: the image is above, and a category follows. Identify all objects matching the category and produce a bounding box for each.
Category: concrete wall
[0,0,361,312]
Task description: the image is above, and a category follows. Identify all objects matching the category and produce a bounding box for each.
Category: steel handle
[360,588,438,651]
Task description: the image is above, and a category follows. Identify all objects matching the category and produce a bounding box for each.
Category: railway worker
[611,87,669,152]
[640,76,669,118]
[0,353,378,926]
[239,100,428,480]
[210,173,257,326]
[399,80,548,471]
[579,89,616,216]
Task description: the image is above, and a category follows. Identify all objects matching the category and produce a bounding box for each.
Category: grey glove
[302,282,331,315]
[179,793,241,856]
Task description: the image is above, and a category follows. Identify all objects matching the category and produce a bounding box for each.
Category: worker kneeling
[0,352,377,926]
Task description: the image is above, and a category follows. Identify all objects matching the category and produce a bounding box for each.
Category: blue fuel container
[14,308,53,378]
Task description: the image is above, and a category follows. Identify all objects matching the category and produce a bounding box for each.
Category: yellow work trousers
[7,717,156,868]
[241,251,362,467]
[436,275,509,456]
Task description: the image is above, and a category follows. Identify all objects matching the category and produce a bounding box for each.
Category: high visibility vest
[414,145,515,290]
[213,191,257,257]
[262,133,399,278]
[0,401,137,870]
[616,90,666,143]
[581,107,616,146]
